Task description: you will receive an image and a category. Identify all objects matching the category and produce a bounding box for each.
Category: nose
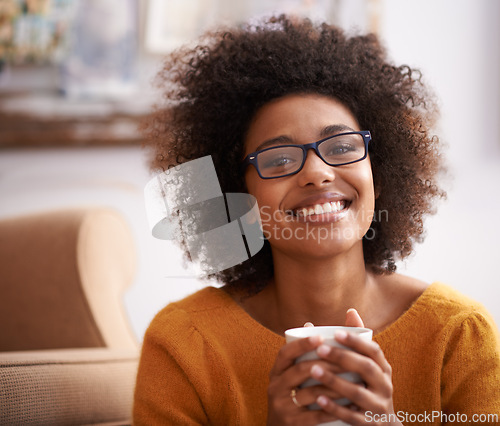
[296,149,336,187]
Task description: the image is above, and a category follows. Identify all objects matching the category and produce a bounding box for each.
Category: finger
[316,395,369,426]
[344,308,364,328]
[286,409,340,426]
[277,358,347,392]
[315,344,392,396]
[294,384,347,407]
[304,322,314,327]
[270,336,324,377]
[267,389,340,426]
[335,331,392,375]
[311,364,382,410]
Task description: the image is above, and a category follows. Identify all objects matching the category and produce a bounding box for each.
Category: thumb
[344,308,365,328]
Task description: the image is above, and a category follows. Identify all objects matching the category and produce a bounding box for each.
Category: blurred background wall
[1,0,499,341]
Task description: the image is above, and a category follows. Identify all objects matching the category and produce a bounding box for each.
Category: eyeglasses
[242,131,372,179]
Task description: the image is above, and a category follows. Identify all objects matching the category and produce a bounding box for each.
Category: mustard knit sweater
[133,283,500,425]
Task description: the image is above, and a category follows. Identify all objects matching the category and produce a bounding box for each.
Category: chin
[271,234,362,260]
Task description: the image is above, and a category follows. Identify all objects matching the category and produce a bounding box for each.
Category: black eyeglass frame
[242,130,372,179]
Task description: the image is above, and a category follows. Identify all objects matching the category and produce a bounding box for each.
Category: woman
[134,16,500,425]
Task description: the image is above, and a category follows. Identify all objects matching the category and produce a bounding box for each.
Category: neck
[249,242,374,335]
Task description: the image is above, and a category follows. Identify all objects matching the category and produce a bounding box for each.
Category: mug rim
[285,325,373,339]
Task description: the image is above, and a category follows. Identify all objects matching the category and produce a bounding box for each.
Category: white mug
[285,326,373,426]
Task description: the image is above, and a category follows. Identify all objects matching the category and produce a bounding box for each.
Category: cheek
[244,174,288,232]
[252,187,280,224]
[359,161,376,200]
[349,164,376,223]
[245,173,273,216]
[359,167,377,229]
[362,173,376,208]
[245,168,281,203]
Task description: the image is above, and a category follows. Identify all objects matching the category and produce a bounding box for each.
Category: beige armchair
[0,208,140,425]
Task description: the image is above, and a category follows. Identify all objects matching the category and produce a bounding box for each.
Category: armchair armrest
[0,208,138,351]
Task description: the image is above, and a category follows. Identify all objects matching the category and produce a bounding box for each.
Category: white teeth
[296,201,347,217]
[314,204,324,215]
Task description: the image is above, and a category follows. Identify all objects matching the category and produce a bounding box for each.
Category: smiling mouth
[291,200,349,218]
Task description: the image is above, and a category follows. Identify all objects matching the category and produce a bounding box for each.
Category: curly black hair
[143,15,446,295]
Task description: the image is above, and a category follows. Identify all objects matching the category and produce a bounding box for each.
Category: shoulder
[401,281,499,343]
[135,288,245,424]
[377,273,492,323]
[420,282,493,321]
[376,276,499,344]
[425,283,500,346]
[426,285,500,403]
[144,286,233,347]
[163,286,232,317]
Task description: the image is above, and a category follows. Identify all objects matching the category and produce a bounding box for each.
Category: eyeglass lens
[256,133,366,178]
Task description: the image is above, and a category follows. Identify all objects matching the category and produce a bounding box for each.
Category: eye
[320,134,365,162]
[326,143,356,156]
[261,154,297,169]
[257,146,302,172]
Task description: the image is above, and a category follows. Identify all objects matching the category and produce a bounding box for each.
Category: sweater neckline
[207,282,445,341]
[373,281,445,342]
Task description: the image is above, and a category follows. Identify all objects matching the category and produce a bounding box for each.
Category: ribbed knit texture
[0,348,139,425]
[133,283,500,425]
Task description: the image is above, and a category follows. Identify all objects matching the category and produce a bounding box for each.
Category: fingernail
[311,364,324,378]
[317,395,329,407]
[317,344,331,357]
[335,330,347,340]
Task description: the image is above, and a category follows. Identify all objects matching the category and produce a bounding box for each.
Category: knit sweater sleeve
[133,332,207,424]
[132,313,207,425]
[133,305,213,425]
[441,307,500,420]
[133,288,284,425]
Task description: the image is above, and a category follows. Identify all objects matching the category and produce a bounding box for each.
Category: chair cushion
[0,348,139,425]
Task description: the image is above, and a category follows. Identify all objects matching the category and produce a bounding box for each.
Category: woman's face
[243,93,375,259]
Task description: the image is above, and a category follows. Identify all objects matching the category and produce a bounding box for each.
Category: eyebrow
[253,124,356,152]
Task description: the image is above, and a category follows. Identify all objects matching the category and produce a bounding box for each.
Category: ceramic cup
[285,326,373,426]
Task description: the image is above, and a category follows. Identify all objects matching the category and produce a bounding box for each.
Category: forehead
[244,93,360,153]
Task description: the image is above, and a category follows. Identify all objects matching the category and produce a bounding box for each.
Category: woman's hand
[310,309,402,426]
[267,332,344,425]
[267,310,402,426]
